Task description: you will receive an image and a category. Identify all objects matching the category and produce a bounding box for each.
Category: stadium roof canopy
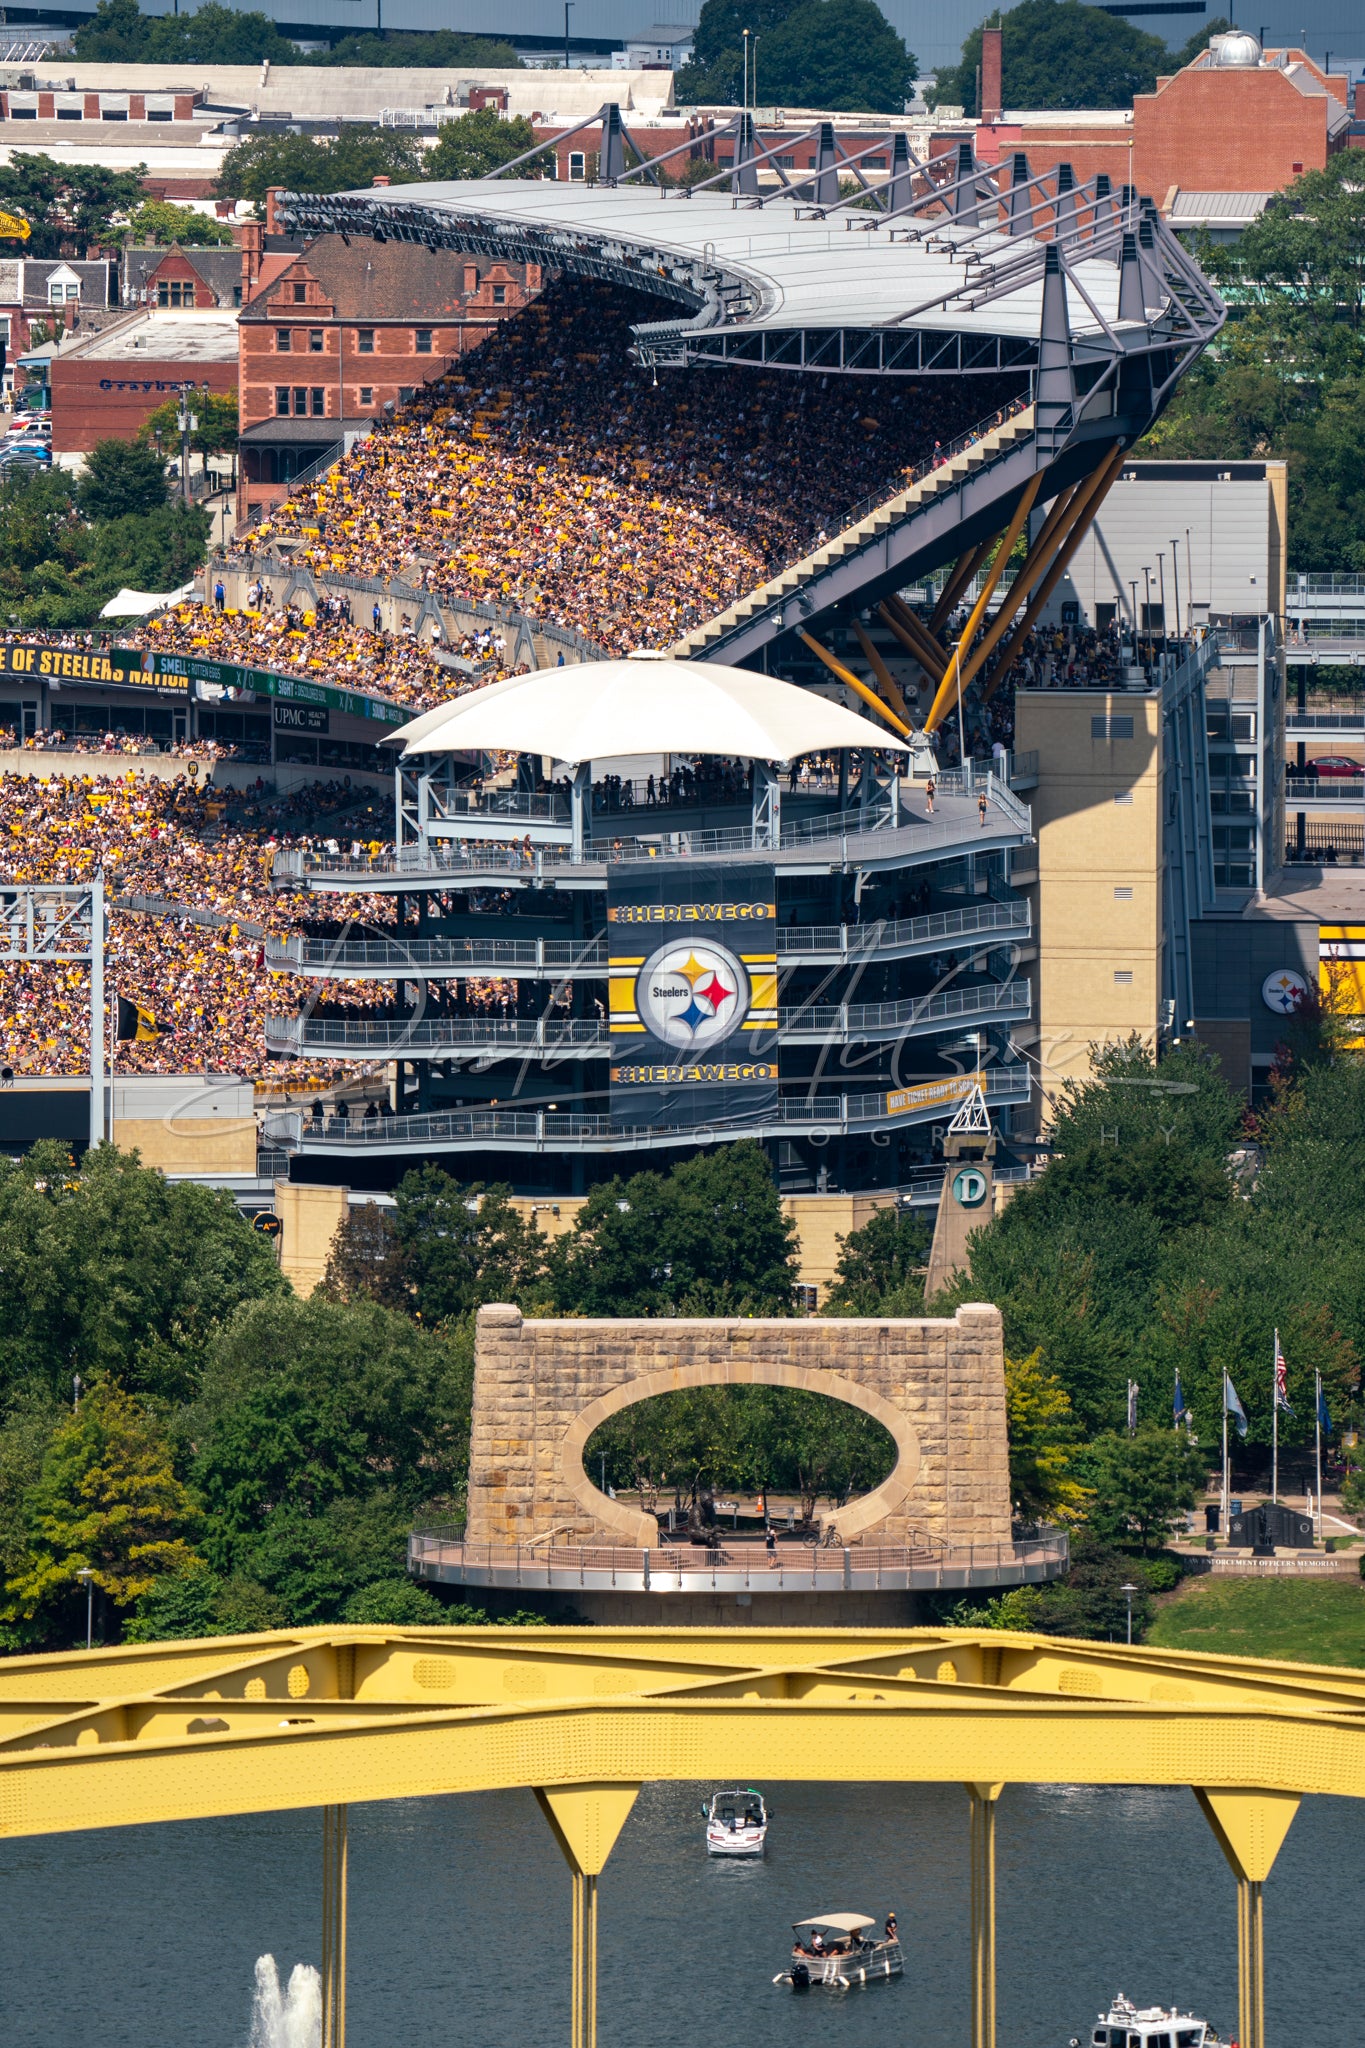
[282,139,1223,382]
[392,656,909,761]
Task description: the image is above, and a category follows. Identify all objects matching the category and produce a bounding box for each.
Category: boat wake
[248,1955,322,2048]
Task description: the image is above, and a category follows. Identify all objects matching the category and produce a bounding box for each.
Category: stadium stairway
[671,404,1039,668]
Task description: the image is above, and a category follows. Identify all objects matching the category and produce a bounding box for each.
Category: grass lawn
[1146,1573,1365,1667]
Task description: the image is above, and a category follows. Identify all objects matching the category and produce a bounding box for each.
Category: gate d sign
[951,1165,989,1208]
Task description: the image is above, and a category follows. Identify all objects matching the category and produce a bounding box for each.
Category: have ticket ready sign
[607,861,779,1129]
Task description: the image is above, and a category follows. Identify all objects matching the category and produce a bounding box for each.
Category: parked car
[1308,755,1364,779]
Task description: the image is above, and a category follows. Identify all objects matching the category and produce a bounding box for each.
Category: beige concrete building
[1014,686,1167,1118]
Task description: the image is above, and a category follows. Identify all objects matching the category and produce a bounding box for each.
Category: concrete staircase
[672,405,1036,662]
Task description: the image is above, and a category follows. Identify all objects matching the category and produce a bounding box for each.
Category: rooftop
[59,309,240,362]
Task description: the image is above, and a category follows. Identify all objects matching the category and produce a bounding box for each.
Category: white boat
[774,1912,903,1990]
[703,1787,768,1856]
[1074,1994,1221,2048]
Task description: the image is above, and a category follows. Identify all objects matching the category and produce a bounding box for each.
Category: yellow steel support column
[966,1782,1003,2048]
[949,479,1083,702]
[536,1783,640,2048]
[796,628,911,737]
[852,618,912,724]
[924,473,1042,735]
[930,536,997,634]
[321,1803,348,2048]
[879,595,948,682]
[1194,1787,1300,2048]
[980,445,1125,696]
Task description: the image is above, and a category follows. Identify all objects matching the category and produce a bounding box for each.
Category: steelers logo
[636,939,751,1050]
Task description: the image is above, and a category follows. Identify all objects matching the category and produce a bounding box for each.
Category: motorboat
[703,1787,768,1856]
[774,1912,903,1990]
[1075,1994,1220,2048]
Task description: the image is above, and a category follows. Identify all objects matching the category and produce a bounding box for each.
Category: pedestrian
[978,789,989,828]
[924,775,936,816]
[372,602,382,634]
[213,578,225,612]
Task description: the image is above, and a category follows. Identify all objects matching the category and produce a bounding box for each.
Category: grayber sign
[273,702,330,735]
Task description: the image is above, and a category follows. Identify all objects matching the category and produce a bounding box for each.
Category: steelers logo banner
[607,860,778,1129]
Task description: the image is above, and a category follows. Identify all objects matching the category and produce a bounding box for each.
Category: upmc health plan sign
[607,863,779,1129]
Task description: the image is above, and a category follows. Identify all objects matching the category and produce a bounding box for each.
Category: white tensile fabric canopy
[389,656,908,763]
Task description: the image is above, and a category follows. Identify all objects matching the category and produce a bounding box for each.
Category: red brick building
[50,309,239,453]
[236,232,539,522]
[953,34,1353,208]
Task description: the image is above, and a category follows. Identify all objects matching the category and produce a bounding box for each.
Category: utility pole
[564,0,573,71]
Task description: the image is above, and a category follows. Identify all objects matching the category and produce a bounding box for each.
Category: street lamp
[1121,1580,1138,1646]
[76,1566,94,1650]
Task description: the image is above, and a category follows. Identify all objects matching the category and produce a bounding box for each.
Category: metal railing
[407,1527,1069,1594]
[267,896,1029,977]
[267,976,1027,1053]
[261,1066,1034,1150]
[1285,777,1363,801]
[1285,708,1365,730]
[787,979,1029,1037]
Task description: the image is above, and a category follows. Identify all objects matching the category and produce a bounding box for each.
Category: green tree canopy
[125,199,234,248]
[4,1382,199,1622]
[424,108,550,181]
[139,391,240,457]
[822,1202,928,1313]
[546,1143,798,1316]
[934,0,1167,114]
[0,1142,285,1408]
[188,1295,474,1620]
[0,152,144,258]
[74,0,296,63]
[1083,1424,1205,1551]
[76,438,169,522]
[1005,1349,1091,1523]
[677,0,916,113]
[215,127,426,203]
[316,31,523,68]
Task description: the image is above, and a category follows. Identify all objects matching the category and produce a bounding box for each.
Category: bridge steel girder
[0,1625,1363,1843]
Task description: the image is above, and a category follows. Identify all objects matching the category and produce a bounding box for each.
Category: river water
[1,1778,1359,2046]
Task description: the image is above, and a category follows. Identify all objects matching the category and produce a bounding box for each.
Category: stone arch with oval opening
[466,1303,1010,1551]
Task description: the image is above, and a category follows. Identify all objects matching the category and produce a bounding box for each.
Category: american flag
[1274,1331,1293,1415]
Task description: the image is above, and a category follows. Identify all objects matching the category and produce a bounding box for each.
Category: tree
[0,1141,285,1408]
[822,1203,928,1313]
[1084,1425,1205,1551]
[4,1382,199,1622]
[76,438,169,522]
[139,392,240,458]
[1005,1349,1092,1524]
[933,0,1167,114]
[74,0,296,63]
[547,1143,799,1316]
[1028,1529,1156,1639]
[0,152,144,258]
[125,199,234,248]
[388,1168,546,1322]
[342,1578,448,1624]
[1049,1036,1244,1162]
[317,31,522,69]
[189,1295,474,1621]
[677,0,916,113]
[216,128,426,204]
[320,1200,411,1311]
[123,1560,288,1640]
[424,108,550,182]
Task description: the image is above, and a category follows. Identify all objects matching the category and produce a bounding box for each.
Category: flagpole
[1221,1380,1228,1536]
[1272,1327,1279,1505]
[1315,1369,1323,1544]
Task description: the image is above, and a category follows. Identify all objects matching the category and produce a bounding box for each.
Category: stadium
[0,118,1224,1205]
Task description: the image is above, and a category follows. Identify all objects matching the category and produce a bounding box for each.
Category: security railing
[266,895,1029,977]
[407,1527,1069,1594]
[785,979,1029,1038]
[261,1066,1033,1150]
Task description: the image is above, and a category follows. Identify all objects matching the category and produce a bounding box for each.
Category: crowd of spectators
[229,279,1022,657]
[0,769,398,1081]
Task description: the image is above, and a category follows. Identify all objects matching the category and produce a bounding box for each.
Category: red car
[1309,755,1364,778]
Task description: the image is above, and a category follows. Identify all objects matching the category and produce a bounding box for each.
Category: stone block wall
[466,1303,1011,1551]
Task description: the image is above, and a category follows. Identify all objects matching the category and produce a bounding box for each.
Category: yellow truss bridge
[3,1622,1360,2048]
